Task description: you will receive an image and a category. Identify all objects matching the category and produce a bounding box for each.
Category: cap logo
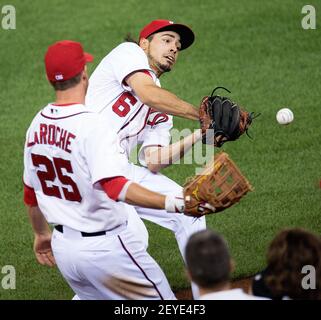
[55,74,64,80]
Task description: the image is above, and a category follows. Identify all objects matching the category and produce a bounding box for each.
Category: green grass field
[1,0,321,299]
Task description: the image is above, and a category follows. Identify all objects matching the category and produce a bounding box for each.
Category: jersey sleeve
[23,127,34,188]
[110,42,156,91]
[83,116,130,185]
[138,112,173,167]
[23,126,39,206]
[99,176,129,201]
[23,184,38,206]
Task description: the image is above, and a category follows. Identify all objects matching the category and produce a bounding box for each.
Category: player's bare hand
[33,233,56,267]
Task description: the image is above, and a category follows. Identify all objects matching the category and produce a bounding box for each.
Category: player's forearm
[140,85,199,121]
[27,206,51,236]
[123,183,185,213]
[146,129,202,172]
[124,182,166,209]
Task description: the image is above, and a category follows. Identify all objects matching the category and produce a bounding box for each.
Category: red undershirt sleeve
[99,176,129,201]
[23,184,38,206]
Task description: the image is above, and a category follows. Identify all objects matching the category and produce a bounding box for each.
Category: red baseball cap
[139,19,195,50]
[45,40,93,82]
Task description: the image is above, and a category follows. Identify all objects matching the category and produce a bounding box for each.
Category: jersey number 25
[31,153,82,202]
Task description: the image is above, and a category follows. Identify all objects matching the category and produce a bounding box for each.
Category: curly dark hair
[265,228,321,300]
[124,33,154,45]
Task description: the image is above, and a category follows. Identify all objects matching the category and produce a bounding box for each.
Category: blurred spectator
[251,228,321,300]
[185,229,268,300]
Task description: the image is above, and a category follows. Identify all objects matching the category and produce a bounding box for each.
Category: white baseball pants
[52,224,175,300]
[126,164,206,298]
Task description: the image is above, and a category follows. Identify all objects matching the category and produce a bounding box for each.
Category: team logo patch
[147,111,169,127]
[55,74,64,80]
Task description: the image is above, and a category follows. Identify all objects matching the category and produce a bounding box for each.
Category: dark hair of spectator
[185,229,231,288]
[265,228,321,300]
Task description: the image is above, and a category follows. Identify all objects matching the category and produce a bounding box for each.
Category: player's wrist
[34,231,52,239]
[165,195,185,213]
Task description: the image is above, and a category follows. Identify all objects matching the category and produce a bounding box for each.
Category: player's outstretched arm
[123,182,166,209]
[144,129,202,173]
[101,178,212,214]
[118,182,214,214]
[26,205,56,267]
[126,72,199,120]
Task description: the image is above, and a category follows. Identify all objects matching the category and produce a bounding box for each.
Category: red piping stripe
[51,103,80,107]
[119,106,151,142]
[40,111,91,120]
[118,235,164,300]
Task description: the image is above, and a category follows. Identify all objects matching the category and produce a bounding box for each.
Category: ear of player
[199,86,260,147]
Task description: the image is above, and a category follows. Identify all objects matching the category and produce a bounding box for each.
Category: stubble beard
[147,51,172,76]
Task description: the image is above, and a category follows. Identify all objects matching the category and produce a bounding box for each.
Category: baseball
[276,108,294,125]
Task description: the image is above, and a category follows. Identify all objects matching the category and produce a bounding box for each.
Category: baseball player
[23,40,213,300]
[86,19,207,297]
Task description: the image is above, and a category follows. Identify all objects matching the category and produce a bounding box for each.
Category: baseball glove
[199,86,257,147]
[183,152,253,217]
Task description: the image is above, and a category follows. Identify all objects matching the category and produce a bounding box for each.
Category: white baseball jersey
[23,103,130,232]
[199,289,270,300]
[86,42,173,165]
[85,42,206,300]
